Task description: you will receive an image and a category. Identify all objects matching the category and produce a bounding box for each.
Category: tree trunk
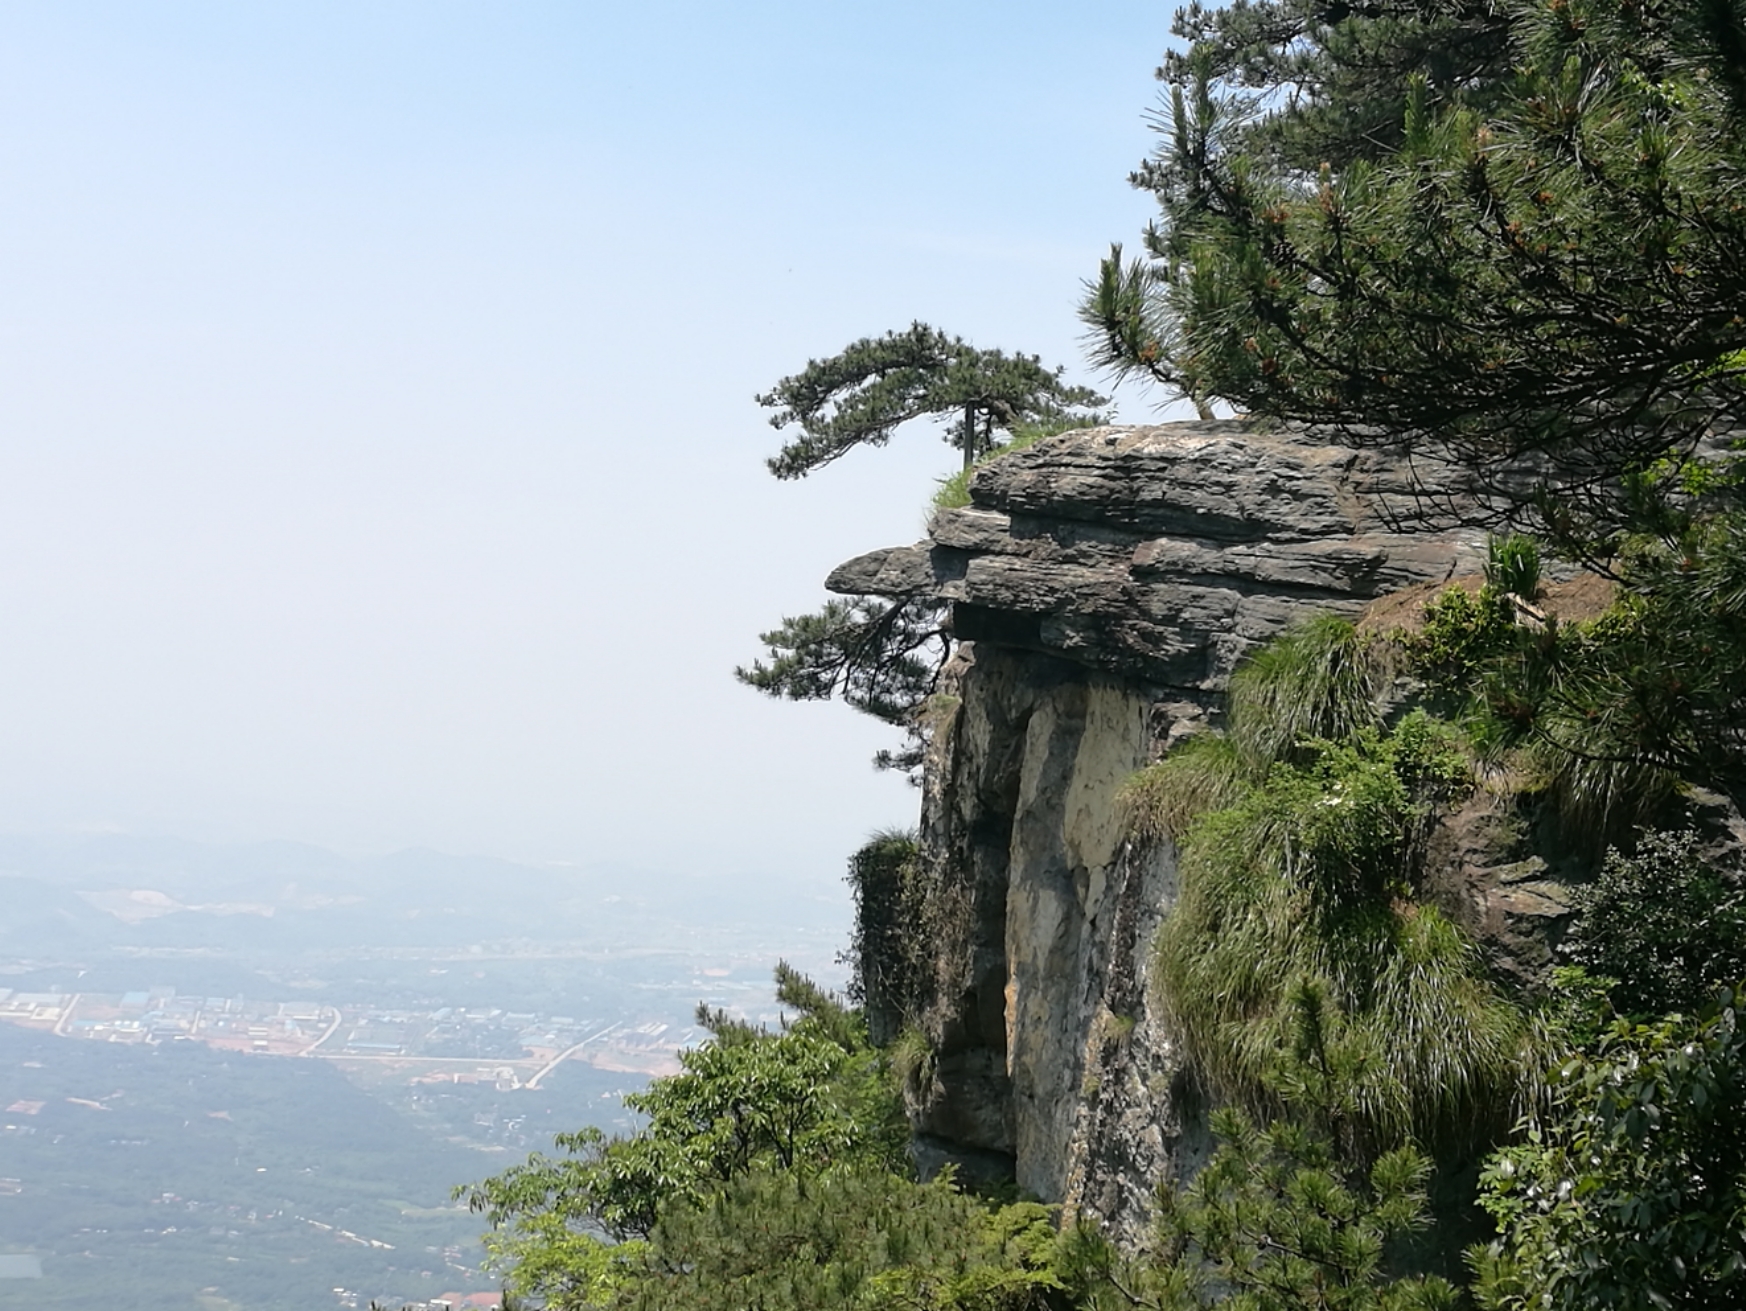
[963,402,976,472]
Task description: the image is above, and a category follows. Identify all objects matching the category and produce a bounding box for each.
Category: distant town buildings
[0,986,693,1083]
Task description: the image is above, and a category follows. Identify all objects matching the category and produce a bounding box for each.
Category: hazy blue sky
[0,2,1180,887]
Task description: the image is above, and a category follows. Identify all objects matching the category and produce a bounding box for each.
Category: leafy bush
[1409,585,1521,705]
[463,967,909,1305]
[1562,829,1746,1019]
[1416,518,1746,803]
[1472,985,1746,1311]
[620,1168,1064,1311]
[1405,582,1680,851]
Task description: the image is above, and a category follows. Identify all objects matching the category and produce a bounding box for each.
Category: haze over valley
[0,835,847,1308]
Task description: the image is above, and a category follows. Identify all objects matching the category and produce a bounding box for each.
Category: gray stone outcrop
[828,421,1489,690]
[831,420,1495,1242]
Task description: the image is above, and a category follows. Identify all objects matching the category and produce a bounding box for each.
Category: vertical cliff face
[830,420,1490,1240]
[911,645,1154,1203]
[914,643,1205,1226]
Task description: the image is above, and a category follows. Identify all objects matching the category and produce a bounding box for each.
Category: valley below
[0,834,847,1310]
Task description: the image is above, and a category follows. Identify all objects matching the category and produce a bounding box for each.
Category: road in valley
[527,1022,622,1090]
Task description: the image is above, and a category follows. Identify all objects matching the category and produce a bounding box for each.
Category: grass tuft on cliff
[1122,616,1533,1155]
[1120,733,1252,846]
[1153,728,1534,1154]
[1122,616,1395,846]
[1227,615,1389,767]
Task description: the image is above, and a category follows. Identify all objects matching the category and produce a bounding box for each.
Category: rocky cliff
[830,420,1502,1240]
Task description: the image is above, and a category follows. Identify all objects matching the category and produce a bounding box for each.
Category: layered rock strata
[830,421,1492,1241]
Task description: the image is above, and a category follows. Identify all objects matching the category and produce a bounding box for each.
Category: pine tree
[1084,0,1746,529]
[742,326,1104,772]
[757,322,1105,478]
[1086,0,1746,789]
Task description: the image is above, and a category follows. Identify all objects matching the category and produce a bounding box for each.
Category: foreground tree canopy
[1086,0,1746,789]
[1473,986,1746,1310]
[1084,0,1746,530]
[464,965,1472,1310]
[461,968,1074,1310]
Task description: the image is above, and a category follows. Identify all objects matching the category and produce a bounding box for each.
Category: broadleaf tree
[1561,828,1746,1019]
[1471,984,1746,1310]
[461,967,1063,1311]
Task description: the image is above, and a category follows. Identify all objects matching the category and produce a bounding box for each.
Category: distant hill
[0,833,849,955]
[0,876,125,953]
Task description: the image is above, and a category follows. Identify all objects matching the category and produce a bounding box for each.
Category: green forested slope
[0,1024,484,1311]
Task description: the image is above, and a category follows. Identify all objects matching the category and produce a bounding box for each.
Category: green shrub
[1123,617,1403,846]
[463,966,911,1306]
[1562,829,1746,1019]
[1483,534,1542,599]
[1119,620,1517,1153]
[1410,585,1521,701]
[1403,580,1679,851]
[1473,986,1746,1311]
[624,1168,1064,1311]
[1119,732,1252,845]
[1413,520,1746,812]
